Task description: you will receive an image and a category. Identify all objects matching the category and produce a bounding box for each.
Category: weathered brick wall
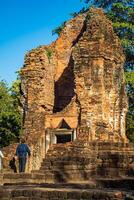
[53,13,86,112]
[17,13,87,171]
[20,46,55,170]
[72,8,128,141]
[26,134,45,171]
[2,8,128,171]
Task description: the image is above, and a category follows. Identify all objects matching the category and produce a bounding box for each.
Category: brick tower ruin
[19,8,128,170]
[1,8,134,200]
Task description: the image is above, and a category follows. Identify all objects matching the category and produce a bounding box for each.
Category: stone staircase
[1,142,134,184]
[32,141,99,183]
[31,141,134,182]
[97,142,134,177]
[0,142,134,199]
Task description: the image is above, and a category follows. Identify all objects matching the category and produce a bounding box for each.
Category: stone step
[40,165,96,171]
[43,154,97,159]
[3,168,134,186]
[0,184,131,200]
[96,177,134,190]
[9,198,30,200]
[1,176,134,192]
[40,162,96,169]
[43,155,97,161]
[2,173,47,185]
[32,170,95,183]
[36,169,97,182]
[2,173,32,185]
[41,157,98,164]
[98,147,134,151]
[47,149,134,153]
[40,160,96,166]
[48,142,134,151]
[35,166,134,178]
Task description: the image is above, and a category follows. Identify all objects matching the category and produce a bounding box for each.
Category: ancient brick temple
[19,7,128,170]
[1,8,134,200]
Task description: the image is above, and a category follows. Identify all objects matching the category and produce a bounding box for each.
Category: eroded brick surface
[2,8,131,179]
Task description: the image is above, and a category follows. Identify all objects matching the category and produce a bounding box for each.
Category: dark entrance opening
[56,134,71,143]
[53,56,75,113]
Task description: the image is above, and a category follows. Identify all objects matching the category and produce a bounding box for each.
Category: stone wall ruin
[4,8,128,171]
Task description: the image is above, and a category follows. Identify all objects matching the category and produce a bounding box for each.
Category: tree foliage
[0,80,22,147]
[52,22,66,36]
[126,93,134,141]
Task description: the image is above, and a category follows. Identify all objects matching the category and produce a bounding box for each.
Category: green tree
[52,22,66,36]
[0,80,22,147]
[10,79,21,107]
[125,72,134,142]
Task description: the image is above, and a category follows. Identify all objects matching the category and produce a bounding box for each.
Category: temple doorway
[54,119,73,143]
[55,129,73,144]
[56,134,71,143]
[45,119,76,152]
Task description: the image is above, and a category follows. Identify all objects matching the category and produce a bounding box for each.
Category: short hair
[21,138,25,143]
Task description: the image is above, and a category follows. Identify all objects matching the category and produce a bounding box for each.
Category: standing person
[0,149,4,172]
[15,139,31,173]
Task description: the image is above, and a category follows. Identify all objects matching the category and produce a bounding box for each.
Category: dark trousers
[18,157,27,172]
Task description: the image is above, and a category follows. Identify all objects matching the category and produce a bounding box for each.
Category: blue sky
[0,0,86,85]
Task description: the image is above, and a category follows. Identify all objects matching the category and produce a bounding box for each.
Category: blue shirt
[16,143,31,157]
